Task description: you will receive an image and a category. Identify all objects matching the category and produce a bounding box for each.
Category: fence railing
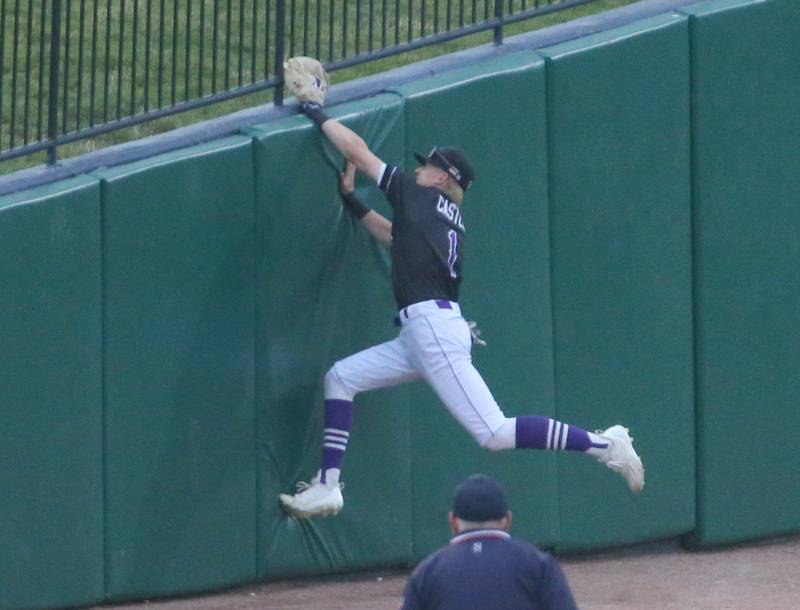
[0,0,596,165]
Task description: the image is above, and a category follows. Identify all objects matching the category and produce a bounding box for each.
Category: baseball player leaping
[279,63,644,519]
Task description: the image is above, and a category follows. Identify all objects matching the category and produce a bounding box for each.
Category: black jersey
[401,529,578,610]
[379,165,465,309]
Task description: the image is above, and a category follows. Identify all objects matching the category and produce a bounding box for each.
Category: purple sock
[515,415,606,452]
[320,399,353,484]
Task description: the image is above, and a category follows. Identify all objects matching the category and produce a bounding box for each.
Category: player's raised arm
[283,56,384,181]
[303,103,384,182]
[339,161,392,249]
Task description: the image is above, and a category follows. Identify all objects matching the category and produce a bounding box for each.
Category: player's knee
[480,418,516,452]
[324,365,356,401]
[481,434,505,452]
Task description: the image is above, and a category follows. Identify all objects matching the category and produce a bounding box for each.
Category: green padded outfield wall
[390,53,561,560]
[539,15,695,551]
[681,0,800,546]
[0,177,104,610]
[247,96,414,578]
[4,1,800,606]
[96,138,257,600]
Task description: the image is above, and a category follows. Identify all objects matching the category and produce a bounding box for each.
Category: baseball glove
[283,56,330,105]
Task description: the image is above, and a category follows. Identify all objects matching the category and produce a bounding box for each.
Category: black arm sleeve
[301,102,331,126]
[340,191,371,220]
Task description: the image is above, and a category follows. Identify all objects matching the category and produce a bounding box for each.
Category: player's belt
[394,299,460,326]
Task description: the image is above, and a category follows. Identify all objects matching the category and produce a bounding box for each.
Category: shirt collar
[450,528,511,545]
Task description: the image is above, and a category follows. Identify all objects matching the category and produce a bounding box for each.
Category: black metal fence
[0,0,596,165]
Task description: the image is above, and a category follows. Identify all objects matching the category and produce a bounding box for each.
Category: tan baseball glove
[283,56,330,105]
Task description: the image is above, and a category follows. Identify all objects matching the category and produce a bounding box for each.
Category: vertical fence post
[274,0,286,106]
[47,0,63,165]
[493,0,503,46]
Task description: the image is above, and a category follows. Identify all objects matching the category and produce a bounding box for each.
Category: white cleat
[595,425,645,494]
[279,479,344,518]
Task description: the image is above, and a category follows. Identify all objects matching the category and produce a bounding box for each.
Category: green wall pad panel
[98,137,257,599]
[391,52,560,560]
[248,95,413,578]
[682,0,800,547]
[540,15,695,551]
[0,177,103,610]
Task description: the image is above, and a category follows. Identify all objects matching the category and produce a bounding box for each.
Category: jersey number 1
[447,229,459,279]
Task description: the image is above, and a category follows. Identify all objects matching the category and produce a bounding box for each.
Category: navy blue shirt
[379,165,465,309]
[401,529,578,610]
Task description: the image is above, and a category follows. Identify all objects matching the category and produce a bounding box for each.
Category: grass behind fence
[0,0,638,175]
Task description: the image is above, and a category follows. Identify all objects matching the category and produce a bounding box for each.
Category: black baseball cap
[414,146,475,192]
[452,474,508,522]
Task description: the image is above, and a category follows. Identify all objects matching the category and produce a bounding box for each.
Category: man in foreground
[401,474,579,610]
